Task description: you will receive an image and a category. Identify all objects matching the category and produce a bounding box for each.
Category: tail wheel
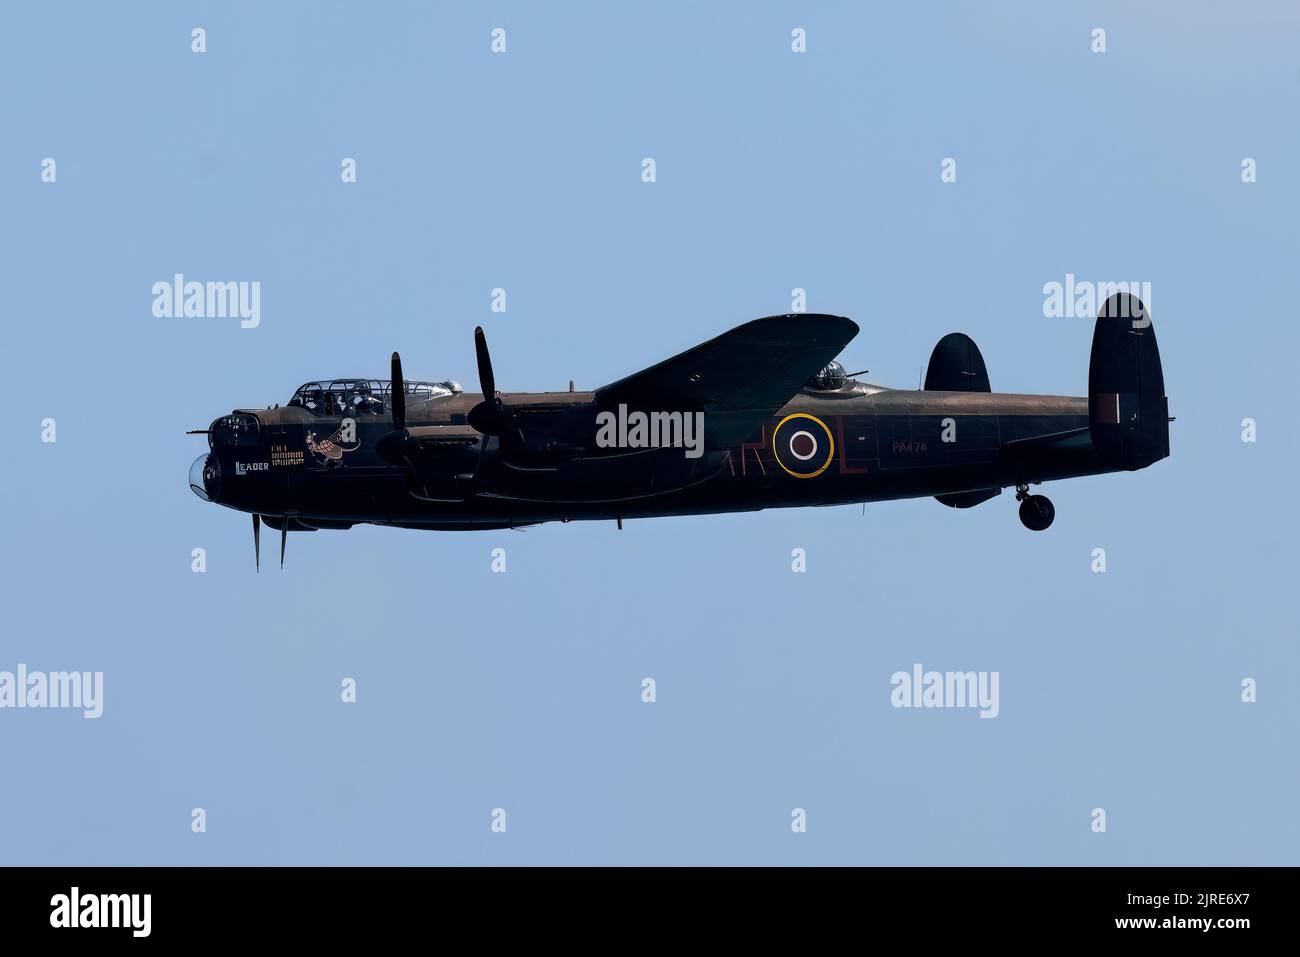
[1018,494,1055,531]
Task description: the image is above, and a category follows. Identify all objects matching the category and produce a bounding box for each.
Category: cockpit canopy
[804,360,848,392]
[288,378,462,416]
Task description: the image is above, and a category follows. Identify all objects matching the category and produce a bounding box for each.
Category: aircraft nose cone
[189,453,220,502]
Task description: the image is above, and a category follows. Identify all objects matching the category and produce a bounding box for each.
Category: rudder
[1088,293,1169,470]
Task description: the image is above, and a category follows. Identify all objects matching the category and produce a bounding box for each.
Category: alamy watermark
[595,404,705,459]
[50,887,150,937]
[152,273,260,328]
[0,664,103,718]
[1042,274,1151,327]
[890,663,999,718]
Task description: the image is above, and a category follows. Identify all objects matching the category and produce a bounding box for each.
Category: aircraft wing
[594,313,859,448]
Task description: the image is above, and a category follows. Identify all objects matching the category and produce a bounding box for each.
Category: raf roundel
[772,413,835,478]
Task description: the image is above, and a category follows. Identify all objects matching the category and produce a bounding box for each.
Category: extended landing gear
[1015,483,1055,531]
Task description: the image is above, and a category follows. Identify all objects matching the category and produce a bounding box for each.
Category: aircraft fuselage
[192,386,1109,529]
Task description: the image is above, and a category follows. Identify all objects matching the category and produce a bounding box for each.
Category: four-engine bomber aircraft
[189,293,1170,568]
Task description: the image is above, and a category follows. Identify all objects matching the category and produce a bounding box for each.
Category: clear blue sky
[1,1,1297,865]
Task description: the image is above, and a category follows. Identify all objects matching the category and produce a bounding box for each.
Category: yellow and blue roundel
[772,413,835,478]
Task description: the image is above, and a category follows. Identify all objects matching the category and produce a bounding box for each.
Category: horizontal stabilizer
[925,333,990,392]
[1003,426,1091,452]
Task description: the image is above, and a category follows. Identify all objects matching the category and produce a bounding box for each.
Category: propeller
[466,325,531,477]
[466,326,513,438]
[377,327,521,489]
[476,326,495,400]
[467,325,527,462]
[374,350,434,496]
[253,513,290,570]
[376,351,415,464]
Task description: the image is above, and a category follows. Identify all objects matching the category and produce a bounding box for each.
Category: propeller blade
[252,513,261,573]
[467,326,516,448]
[280,524,287,569]
[390,352,406,432]
[474,326,496,399]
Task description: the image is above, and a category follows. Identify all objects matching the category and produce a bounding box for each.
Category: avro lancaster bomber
[189,293,1170,568]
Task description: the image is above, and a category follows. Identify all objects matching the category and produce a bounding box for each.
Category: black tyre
[1018,494,1055,531]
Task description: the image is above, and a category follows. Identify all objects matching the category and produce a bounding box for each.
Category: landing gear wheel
[1018,494,1055,531]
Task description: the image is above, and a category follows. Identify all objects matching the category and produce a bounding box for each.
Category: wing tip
[750,312,859,340]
